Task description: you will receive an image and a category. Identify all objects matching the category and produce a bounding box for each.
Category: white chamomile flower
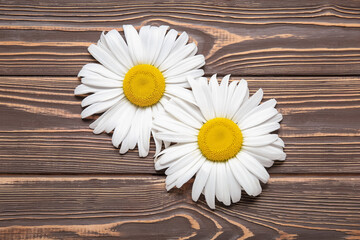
[153,75,286,209]
[75,25,205,157]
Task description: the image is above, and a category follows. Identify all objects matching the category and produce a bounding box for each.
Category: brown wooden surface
[0,176,359,240]
[1,0,360,239]
[1,0,360,76]
[1,76,359,174]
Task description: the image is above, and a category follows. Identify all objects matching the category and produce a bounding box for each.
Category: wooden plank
[0,176,359,239]
[0,76,359,174]
[1,0,360,75]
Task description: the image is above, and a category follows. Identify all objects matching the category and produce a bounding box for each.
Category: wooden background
[0,0,360,239]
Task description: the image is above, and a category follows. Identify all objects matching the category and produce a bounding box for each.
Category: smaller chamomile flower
[153,75,285,209]
[75,25,205,157]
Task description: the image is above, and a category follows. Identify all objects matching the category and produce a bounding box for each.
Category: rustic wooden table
[0,0,360,239]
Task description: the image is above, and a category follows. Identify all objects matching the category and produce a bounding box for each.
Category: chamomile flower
[153,75,286,209]
[75,25,205,157]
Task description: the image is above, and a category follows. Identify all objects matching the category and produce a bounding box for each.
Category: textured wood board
[1,0,360,75]
[1,0,360,239]
[0,76,359,174]
[0,176,359,239]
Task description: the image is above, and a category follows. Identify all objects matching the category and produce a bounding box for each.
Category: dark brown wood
[1,76,359,174]
[1,1,360,239]
[0,176,359,239]
[1,0,360,75]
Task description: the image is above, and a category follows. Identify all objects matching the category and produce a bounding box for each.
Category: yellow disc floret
[198,118,243,162]
[123,64,165,107]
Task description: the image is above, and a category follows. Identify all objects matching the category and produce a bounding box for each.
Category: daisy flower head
[153,75,286,209]
[75,25,205,157]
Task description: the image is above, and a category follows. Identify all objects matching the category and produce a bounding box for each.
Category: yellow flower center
[123,64,165,107]
[198,118,243,162]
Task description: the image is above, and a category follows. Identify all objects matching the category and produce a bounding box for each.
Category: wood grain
[0,176,359,239]
[1,1,360,239]
[1,0,360,75]
[0,76,359,174]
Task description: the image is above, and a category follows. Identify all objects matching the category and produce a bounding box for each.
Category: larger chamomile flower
[153,75,286,209]
[75,25,205,157]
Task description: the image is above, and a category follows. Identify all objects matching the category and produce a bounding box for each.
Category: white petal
[81,77,122,88]
[104,29,134,69]
[163,99,202,129]
[147,26,160,65]
[159,43,197,72]
[165,69,204,85]
[242,145,286,161]
[242,149,274,168]
[239,108,278,130]
[215,163,223,203]
[216,162,231,206]
[159,97,170,110]
[217,74,230,117]
[164,141,171,148]
[228,158,252,195]
[238,151,270,183]
[81,89,123,107]
[151,103,160,118]
[123,25,144,65]
[175,152,205,188]
[99,33,129,74]
[225,162,242,203]
[188,77,215,120]
[152,26,169,65]
[138,107,152,157]
[74,84,102,95]
[155,157,174,171]
[228,79,248,120]
[78,63,121,80]
[154,29,178,67]
[155,143,198,169]
[89,99,124,132]
[171,98,205,124]
[88,44,125,77]
[155,132,197,143]
[165,181,177,191]
[189,43,198,57]
[165,85,196,105]
[119,107,142,154]
[243,134,278,147]
[192,160,212,202]
[204,162,216,209]
[163,55,205,78]
[233,88,263,123]
[165,152,201,190]
[264,113,283,125]
[242,122,280,137]
[139,25,151,64]
[209,74,220,117]
[79,68,102,79]
[112,103,137,147]
[172,31,189,52]
[91,98,126,134]
[273,138,285,148]
[165,79,190,87]
[154,101,166,116]
[152,131,163,156]
[128,107,144,150]
[165,149,200,175]
[98,31,111,51]
[153,113,198,136]
[228,158,262,196]
[241,99,277,122]
[81,97,121,119]
[224,80,238,119]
